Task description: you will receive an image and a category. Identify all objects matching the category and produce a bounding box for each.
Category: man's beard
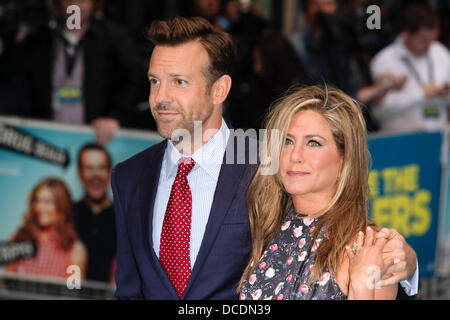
[152,101,215,143]
[85,192,108,205]
[152,103,185,139]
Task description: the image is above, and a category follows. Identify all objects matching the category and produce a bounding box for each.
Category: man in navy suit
[112,16,419,300]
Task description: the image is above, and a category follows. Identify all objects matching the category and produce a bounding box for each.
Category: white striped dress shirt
[152,119,230,269]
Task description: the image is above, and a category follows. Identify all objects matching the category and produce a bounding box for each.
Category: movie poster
[438,129,450,277]
[367,131,443,278]
[0,116,161,298]
[0,116,447,297]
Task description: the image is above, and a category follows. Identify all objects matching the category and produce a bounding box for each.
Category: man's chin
[85,193,108,204]
[156,125,188,140]
[155,122,176,139]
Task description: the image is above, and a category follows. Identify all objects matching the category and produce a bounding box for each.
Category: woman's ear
[337,156,344,182]
[211,74,232,105]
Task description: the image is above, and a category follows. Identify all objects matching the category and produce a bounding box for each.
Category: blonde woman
[6,178,87,280]
[239,86,401,300]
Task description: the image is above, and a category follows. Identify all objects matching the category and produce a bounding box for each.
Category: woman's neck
[292,193,333,218]
[37,226,57,242]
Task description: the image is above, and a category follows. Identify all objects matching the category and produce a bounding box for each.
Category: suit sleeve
[111,166,144,299]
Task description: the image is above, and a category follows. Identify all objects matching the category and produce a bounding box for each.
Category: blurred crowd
[1,0,450,143]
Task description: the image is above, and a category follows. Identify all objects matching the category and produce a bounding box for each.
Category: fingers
[375,228,398,240]
[356,231,364,250]
[374,236,388,251]
[382,256,397,272]
[345,245,355,260]
[377,258,400,287]
[348,230,366,256]
[382,245,405,261]
[383,259,406,277]
[378,274,402,287]
[364,227,375,246]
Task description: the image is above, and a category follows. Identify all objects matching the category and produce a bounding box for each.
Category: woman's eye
[284,138,293,145]
[307,140,321,147]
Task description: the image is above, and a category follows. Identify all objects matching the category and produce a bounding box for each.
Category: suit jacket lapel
[137,140,179,299]
[183,134,249,298]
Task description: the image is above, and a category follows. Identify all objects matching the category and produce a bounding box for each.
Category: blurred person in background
[289,0,423,132]
[74,143,116,283]
[339,0,407,132]
[289,0,358,97]
[0,0,141,145]
[181,0,221,24]
[215,0,267,37]
[5,178,87,280]
[215,0,271,130]
[0,0,51,117]
[355,72,407,131]
[370,3,450,133]
[101,0,166,132]
[226,32,311,130]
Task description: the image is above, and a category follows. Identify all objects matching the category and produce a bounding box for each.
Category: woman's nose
[290,144,303,163]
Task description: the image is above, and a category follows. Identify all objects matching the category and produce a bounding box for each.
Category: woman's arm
[374,280,398,300]
[4,263,18,273]
[71,240,88,280]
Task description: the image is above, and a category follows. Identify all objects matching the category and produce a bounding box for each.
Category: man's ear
[211,74,232,105]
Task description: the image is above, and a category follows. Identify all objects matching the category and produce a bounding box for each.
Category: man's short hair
[77,143,112,169]
[147,16,236,87]
[403,4,439,34]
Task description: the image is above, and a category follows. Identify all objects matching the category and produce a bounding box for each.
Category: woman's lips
[287,171,310,177]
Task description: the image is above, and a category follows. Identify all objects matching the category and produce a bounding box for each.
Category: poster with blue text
[368,131,442,278]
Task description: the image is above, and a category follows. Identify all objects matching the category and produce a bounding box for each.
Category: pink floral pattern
[239,211,346,300]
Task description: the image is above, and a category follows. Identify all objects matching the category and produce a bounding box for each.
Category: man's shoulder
[430,41,450,60]
[371,42,398,65]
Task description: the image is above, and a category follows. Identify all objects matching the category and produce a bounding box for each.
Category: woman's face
[279,110,343,205]
[33,187,59,228]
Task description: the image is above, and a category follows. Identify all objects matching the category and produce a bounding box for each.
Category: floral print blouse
[240,211,347,300]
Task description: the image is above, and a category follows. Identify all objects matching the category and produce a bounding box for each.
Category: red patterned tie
[159,157,195,298]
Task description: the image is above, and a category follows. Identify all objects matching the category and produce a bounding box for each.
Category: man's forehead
[81,149,108,162]
[149,42,209,71]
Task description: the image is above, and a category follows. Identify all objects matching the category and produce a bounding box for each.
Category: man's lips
[157,111,179,116]
[287,171,310,177]
[156,111,180,120]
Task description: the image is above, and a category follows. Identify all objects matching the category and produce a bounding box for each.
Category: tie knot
[177,157,195,178]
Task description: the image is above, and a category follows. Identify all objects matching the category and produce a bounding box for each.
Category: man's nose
[153,81,172,105]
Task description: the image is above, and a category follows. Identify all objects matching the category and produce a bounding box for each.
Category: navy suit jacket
[111,134,257,299]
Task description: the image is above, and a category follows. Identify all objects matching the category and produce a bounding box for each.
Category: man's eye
[149,78,159,85]
[307,140,321,147]
[175,79,187,86]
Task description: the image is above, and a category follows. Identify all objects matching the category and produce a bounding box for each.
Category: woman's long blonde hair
[238,85,371,290]
[11,177,78,251]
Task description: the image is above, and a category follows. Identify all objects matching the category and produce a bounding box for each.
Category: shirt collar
[163,119,230,180]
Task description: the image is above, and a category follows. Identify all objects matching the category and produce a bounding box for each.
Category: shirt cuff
[399,260,419,296]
